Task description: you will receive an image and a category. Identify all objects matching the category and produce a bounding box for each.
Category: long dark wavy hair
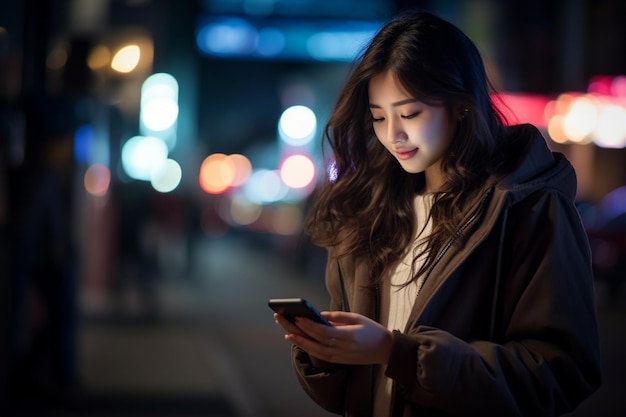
[304,10,509,284]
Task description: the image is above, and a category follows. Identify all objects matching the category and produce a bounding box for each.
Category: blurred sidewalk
[20,234,333,417]
[7,234,626,417]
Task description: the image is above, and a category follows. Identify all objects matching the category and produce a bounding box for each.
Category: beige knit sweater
[373,193,433,416]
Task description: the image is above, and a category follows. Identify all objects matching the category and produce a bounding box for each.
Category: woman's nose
[388,118,408,143]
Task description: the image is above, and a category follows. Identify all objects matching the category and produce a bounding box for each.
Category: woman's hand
[274,311,392,365]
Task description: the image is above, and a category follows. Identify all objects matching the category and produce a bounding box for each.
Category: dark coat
[291,125,602,417]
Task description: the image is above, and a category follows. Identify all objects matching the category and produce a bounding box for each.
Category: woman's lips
[395,148,418,160]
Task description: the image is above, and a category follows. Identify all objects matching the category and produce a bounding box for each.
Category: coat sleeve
[290,251,348,414]
[385,189,602,416]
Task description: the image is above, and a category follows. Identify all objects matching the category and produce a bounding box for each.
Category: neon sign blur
[196,17,381,61]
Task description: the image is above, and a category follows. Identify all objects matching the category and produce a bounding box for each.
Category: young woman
[273,10,601,417]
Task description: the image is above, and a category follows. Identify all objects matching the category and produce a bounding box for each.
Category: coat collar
[408,124,577,327]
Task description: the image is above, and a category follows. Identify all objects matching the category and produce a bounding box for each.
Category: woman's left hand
[275,310,393,365]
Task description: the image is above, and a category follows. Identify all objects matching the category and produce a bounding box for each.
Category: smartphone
[268,298,331,326]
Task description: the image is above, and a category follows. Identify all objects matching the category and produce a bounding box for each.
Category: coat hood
[497,124,578,206]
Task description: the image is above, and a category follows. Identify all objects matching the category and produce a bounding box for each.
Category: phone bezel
[268,298,330,326]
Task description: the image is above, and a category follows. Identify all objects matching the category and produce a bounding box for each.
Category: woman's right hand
[275,311,393,365]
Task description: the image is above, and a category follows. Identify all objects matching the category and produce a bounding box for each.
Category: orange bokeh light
[84,164,111,196]
[199,153,236,194]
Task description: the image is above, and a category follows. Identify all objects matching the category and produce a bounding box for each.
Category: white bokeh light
[593,104,626,148]
[111,44,140,73]
[121,136,168,181]
[278,105,317,146]
[142,97,179,131]
[141,73,179,133]
[244,169,289,204]
[563,96,597,143]
[151,158,182,193]
[280,154,315,189]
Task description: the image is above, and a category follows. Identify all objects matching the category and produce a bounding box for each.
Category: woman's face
[368,70,456,192]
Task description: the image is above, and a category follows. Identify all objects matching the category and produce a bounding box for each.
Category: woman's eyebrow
[369,98,419,108]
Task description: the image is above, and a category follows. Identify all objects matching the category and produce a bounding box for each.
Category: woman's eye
[372,116,385,123]
[401,112,420,120]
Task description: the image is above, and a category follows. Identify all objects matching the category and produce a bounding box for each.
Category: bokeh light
[84,164,111,197]
[280,154,315,189]
[111,44,141,73]
[88,44,111,70]
[151,158,182,193]
[593,104,626,149]
[563,96,597,143]
[612,76,626,97]
[588,76,613,96]
[196,18,381,61]
[278,105,317,146]
[229,154,253,187]
[543,90,626,148]
[256,27,285,57]
[244,169,288,204]
[547,115,568,144]
[142,98,179,131]
[306,30,376,61]
[196,17,258,56]
[140,73,179,132]
[230,194,262,226]
[121,136,168,181]
[199,153,236,194]
[495,93,551,128]
[74,124,94,165]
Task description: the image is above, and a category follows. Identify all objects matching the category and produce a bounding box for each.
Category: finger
[294,317,338,342]
[274,314,307,337]
[292,317,346,352]
[322,311,362,324]
[285,333,342,363]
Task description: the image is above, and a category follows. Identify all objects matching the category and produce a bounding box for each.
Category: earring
[458,108,469,121]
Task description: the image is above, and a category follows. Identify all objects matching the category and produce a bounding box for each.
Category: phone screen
[268,298,330,326]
